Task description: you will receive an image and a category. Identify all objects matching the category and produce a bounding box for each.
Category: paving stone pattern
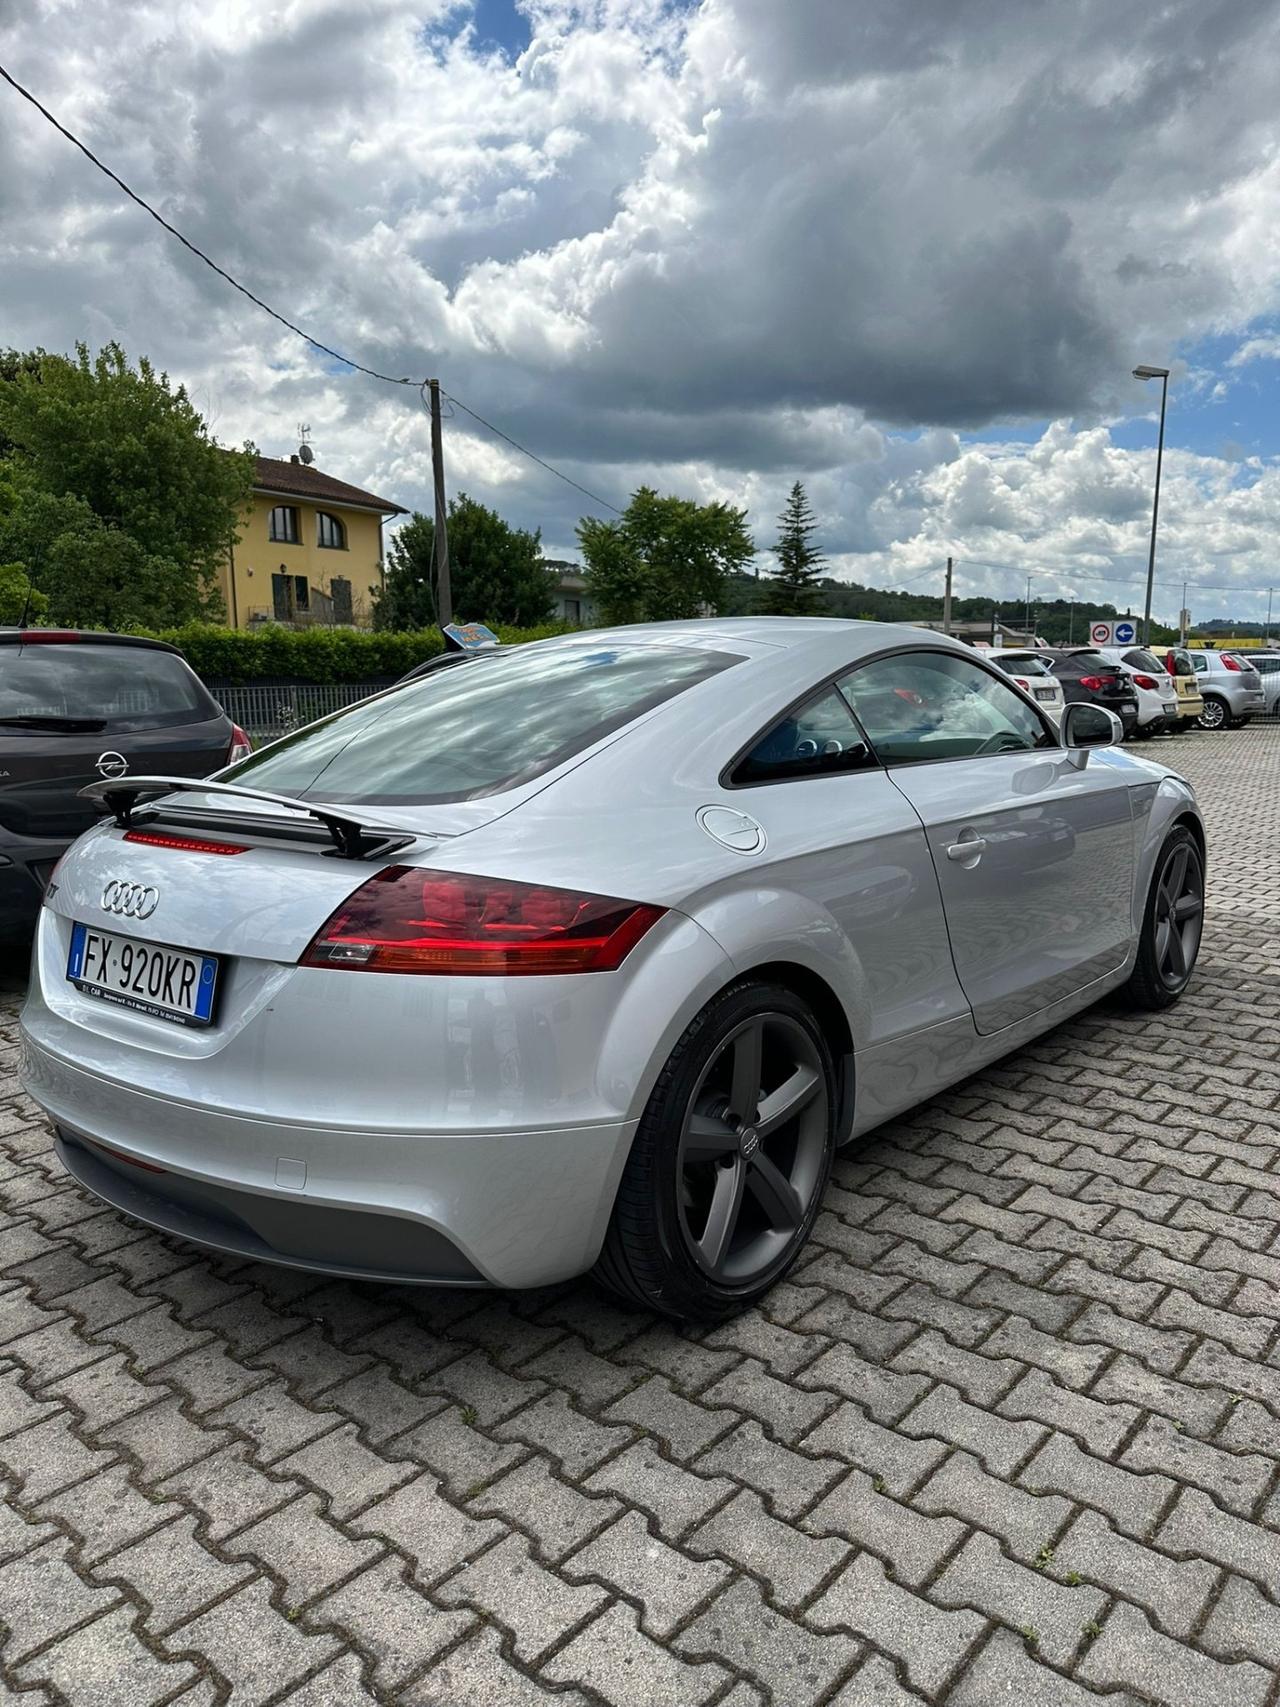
[1,724,1279,1705]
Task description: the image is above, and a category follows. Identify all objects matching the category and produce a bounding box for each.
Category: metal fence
[206,680,392,743]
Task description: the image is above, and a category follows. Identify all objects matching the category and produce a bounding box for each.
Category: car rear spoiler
[81,776,418,861]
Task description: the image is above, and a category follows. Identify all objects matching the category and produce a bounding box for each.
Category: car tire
[1120,825,1204,1012]
[1198,695,1228,730]
[594,981,836,1320]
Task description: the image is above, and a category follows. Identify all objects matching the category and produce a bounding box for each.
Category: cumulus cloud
[2,0,1280,620]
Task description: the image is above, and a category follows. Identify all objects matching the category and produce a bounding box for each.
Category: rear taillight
[227,724,253,764]
[123,830,248,856]
[1222,654,1243,671]
[1013,677,1030,691]
[1078,675,1105,691]
[301,867,666,975]
[1132,674,1158,690]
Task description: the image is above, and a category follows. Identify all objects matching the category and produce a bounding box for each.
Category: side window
[840,651,1053,766]
[732,685,874,785]
[1191,655,1207,673]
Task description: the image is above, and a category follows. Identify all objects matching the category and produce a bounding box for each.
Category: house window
[269,505,299,543]
[317,511,347,550]
[564,598,581,622]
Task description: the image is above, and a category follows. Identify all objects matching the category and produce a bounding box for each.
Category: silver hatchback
[1185,649,1266,729]
[20,621,1206,1319]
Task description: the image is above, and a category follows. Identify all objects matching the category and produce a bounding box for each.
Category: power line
[877,563,945,591]
[0,62,420,387]
[0,59,625,515]
[437,390,624,515]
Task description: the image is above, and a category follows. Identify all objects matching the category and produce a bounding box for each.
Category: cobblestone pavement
[2,724,1279,1706]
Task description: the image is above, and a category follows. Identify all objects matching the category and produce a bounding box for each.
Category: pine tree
[761,481,825,615]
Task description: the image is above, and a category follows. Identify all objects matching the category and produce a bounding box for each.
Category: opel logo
[101,880,159,920]
[96,752,129,780]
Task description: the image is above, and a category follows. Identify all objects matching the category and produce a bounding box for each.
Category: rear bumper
[1207,687,1266,715]
[21,1033,635,1289]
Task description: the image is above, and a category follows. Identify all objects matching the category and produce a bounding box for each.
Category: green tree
[0,342,251,625]
[759,481,825,615]
[578,486,755,624]
[374,494,555,630]
[0,467,48,623]
[0,563,48,624]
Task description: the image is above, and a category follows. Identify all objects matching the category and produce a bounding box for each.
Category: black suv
[1041,647,1140,739]
[1,630,247,940]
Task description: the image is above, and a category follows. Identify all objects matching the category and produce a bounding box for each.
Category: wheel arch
[1174,810,1206,865]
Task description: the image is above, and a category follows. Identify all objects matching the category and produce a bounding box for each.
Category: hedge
[129,621,577,685]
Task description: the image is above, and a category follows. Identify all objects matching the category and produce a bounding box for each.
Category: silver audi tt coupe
[20,620,1206,1318]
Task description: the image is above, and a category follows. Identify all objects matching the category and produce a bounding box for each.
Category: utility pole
[942,557,953,635]
[1133,364,1170,646]
[1266,588,1274,647]
[1068,602,1075,644]
[1180,579,1188,646]
[427,379,452,626]
[1025,574,1033,640]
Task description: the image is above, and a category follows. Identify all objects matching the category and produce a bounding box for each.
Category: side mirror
[1061,701,1123,764]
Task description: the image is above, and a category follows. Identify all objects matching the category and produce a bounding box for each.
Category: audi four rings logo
[101,880,160,920]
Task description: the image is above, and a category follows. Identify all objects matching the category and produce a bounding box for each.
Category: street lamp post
[1133,364,1170,646]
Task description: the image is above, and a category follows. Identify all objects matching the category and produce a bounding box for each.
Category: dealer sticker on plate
[67,922,219,1027]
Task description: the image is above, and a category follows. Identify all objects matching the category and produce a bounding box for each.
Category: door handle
[945,836,986,863]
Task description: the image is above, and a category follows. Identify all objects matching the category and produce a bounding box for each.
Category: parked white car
[1246,651,1280,715]
[983,649,1065,725]
[1097,647,1179,737]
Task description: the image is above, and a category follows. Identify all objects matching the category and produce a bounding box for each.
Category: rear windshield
[1055,650,1112,672]
[228,642,740,804]
[992,653,1052,677]
[1122,649,1164,673]
[0,642,217,730]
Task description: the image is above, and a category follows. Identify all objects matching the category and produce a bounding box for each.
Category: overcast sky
[3,0,1280,624]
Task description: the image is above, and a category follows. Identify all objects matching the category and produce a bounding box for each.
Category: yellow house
[220,455,404,629]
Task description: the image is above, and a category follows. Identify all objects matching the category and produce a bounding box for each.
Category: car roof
[0,628,181,654]
[521,617,980,666]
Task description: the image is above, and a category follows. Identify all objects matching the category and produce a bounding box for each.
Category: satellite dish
[298,443,315,465]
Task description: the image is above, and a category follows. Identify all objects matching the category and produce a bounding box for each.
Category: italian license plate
[67,922,219,1027]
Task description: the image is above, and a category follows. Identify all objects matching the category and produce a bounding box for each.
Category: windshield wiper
[0,715,109,732]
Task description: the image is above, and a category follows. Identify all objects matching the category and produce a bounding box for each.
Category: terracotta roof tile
[252,455,404,514]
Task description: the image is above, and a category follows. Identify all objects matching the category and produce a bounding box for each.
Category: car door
[839,648,1135,1035]
[727,681,968,1047]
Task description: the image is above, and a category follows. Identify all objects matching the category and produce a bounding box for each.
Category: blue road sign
[1114,620,1137,644]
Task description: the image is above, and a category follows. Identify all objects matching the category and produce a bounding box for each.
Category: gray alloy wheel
[594,980,836,1319]
[675,1012,829,1284]
[1122,825,1204,1011]
[1198,694,1227,730]
[1152,838,1205,993]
